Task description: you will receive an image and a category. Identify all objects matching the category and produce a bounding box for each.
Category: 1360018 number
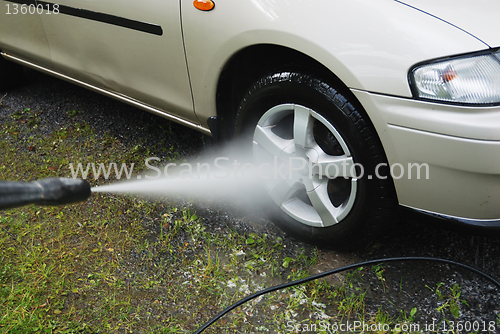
[440,320,496,333]
[6,3,60,15]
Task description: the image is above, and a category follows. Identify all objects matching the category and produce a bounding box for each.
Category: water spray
[1,176,498,332]
[0,177,91,210]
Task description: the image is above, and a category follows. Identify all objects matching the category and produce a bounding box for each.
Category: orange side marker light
[193,0,215,11]
[442,66,457,83]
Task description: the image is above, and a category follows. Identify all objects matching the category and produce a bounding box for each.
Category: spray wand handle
[0,178,91,210]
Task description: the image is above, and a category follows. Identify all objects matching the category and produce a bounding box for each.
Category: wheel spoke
[253,124,292,158]
[313,151,356,179]
[293,105,314,149]
[267,179,297,206]
[307,178,339,227]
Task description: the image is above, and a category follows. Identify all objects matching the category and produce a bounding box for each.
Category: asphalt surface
[2,68,500,331]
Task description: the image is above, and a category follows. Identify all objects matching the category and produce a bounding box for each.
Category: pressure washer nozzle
[0,178,91,210]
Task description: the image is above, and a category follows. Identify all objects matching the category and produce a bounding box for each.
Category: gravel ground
[2,68,500,331]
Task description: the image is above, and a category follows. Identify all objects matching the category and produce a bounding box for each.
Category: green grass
[0,106,472,333]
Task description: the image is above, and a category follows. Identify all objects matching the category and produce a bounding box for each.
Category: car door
[0,0,51,66]
[37,0,196,123]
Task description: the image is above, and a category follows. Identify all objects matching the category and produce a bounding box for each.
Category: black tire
[0,54,23,90]
[234,71,396,249]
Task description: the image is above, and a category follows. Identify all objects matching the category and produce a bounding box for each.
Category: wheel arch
[214,43,399,208]
[215,44,376,144]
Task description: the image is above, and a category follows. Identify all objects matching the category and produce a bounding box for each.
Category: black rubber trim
[5,0,163,36]
[206,116,218,142]
[5,0,36,5]
[402,205,500,229]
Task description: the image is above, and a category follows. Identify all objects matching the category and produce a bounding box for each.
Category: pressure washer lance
[0,178,91,210]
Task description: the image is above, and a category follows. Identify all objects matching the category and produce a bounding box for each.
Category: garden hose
[194,256,500,334]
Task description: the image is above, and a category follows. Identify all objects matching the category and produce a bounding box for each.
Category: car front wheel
[235,71,396,249]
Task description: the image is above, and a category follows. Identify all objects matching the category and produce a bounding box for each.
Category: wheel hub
[281,143,319,184]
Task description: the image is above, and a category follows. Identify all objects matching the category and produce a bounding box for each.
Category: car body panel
[181,0,487,128]
[35,0,197,123]
[396,0,500,47]
[0,0,51,67]
[353,89,500,219]
[360,93,500,142]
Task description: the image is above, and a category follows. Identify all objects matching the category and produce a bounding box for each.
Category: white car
[1,0,499,248]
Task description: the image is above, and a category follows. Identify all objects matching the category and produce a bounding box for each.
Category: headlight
[410,50,500,105]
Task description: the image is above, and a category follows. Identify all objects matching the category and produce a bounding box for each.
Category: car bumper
[352,89,500,222]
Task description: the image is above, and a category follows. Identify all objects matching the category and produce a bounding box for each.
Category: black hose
[194,256,500,334]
